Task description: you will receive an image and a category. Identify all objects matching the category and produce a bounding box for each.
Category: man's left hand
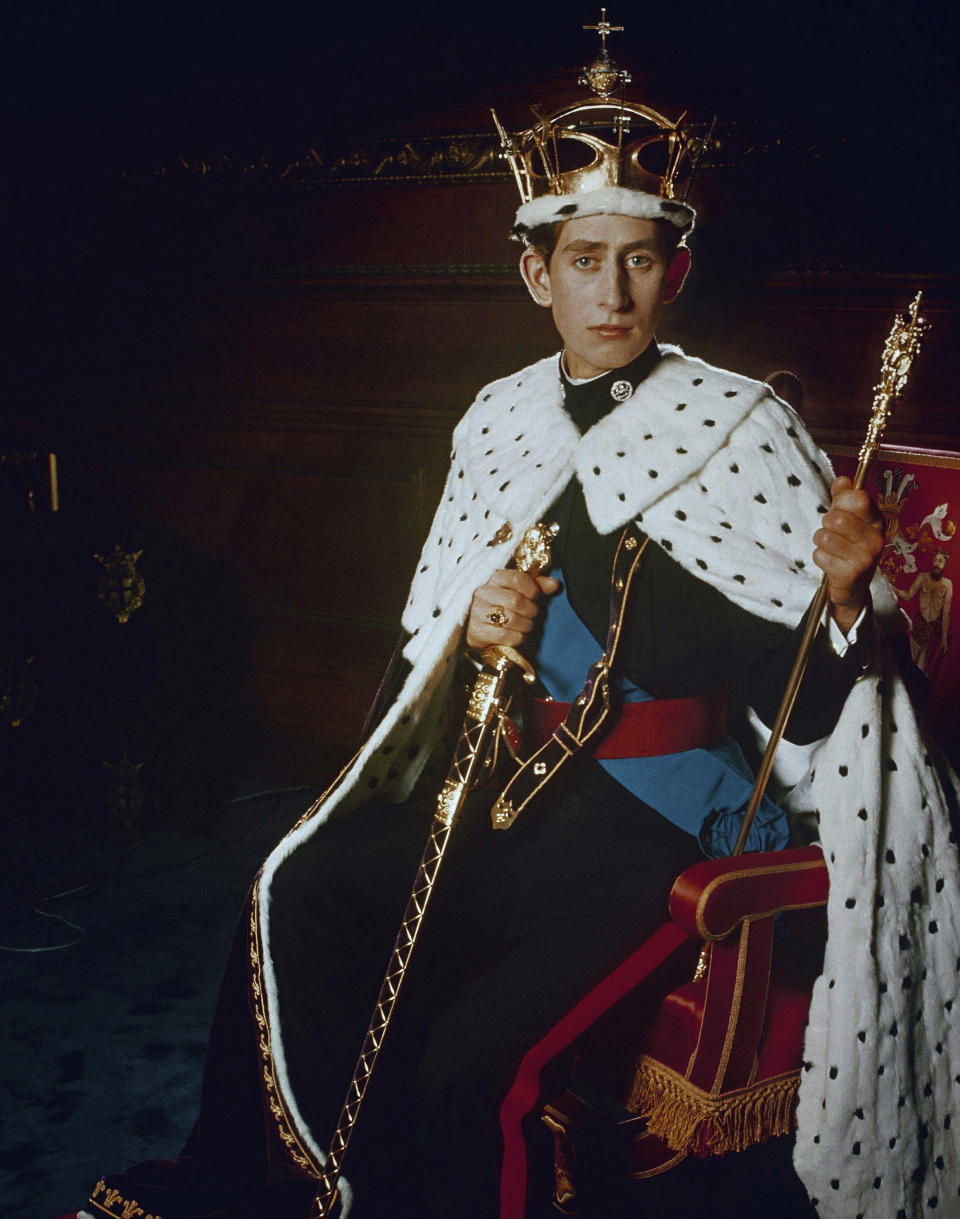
[812,476,885,634]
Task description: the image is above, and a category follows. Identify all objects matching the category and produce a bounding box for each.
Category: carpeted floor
[0,786,319,1219]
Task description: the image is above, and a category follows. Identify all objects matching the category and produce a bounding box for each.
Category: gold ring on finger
[486,605,509,627]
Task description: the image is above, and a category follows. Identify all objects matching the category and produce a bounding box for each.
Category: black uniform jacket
[366,345,870,751]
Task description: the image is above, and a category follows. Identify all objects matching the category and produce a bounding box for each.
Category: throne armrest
[668,845,828,940]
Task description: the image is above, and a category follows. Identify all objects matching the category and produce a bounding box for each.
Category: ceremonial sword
[310,520,559,1218]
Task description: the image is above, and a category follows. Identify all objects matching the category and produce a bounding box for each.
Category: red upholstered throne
[523,441,960,1214]
[520,846,829,1215]
[625,846,828,1167]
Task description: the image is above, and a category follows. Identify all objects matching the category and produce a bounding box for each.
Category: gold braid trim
[290,744,365,834]
[244,746,367,1171]
[248,878,323,1179]
[627,1055,800,1157]
[244,740,402,1178]
[86,1177,164,1217]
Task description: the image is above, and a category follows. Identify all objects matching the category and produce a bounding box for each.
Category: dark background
[5,0,958,425]
[2,0,957,827]
[4,0,955,174]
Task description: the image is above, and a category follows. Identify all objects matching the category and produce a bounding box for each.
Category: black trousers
[264,762,702,1219]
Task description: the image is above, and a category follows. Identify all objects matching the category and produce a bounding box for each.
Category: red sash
[523,687,727,759]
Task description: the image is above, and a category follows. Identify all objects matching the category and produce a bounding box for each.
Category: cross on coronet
[583,8,624,52]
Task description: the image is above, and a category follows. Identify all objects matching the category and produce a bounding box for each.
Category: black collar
[560,342,661,434]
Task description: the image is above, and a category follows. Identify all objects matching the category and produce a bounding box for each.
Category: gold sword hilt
[478,519,561,680]
[479,643,536,684]
[436,520,560,826]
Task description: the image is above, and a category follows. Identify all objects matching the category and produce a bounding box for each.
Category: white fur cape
[258,348,960,1217]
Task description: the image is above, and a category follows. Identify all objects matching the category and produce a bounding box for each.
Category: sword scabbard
[312,520,558,1215]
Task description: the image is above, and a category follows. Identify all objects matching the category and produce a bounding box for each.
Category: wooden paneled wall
[12,167,960,809]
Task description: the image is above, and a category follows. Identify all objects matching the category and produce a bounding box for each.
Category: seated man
[79,23,959,1219]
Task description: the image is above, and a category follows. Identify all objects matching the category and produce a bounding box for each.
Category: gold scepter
[730,291,929,860]
[310,521,559,1218]
[688,292,929,984]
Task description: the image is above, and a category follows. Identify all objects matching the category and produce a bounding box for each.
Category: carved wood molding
[121,119,819,188]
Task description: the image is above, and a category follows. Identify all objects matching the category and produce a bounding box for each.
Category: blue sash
[531,576,789,857]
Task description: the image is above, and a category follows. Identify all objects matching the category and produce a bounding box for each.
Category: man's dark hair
[522,222,563,261]
[522,217,686,264]
[934,549,950,563]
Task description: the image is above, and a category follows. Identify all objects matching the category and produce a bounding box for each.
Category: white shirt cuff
[823,602,868,657]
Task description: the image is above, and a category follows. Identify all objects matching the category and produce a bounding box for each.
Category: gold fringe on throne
[627,1056,800,1157]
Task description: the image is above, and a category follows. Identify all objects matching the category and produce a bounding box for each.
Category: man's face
[519,213,691,379]
[932,552,949,579]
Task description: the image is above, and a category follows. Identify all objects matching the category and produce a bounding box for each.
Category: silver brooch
[610,379,632,402]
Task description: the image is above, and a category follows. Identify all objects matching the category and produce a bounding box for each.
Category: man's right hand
[465,569,560,651]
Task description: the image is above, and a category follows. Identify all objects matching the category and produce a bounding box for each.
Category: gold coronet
[492,11,707,215]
